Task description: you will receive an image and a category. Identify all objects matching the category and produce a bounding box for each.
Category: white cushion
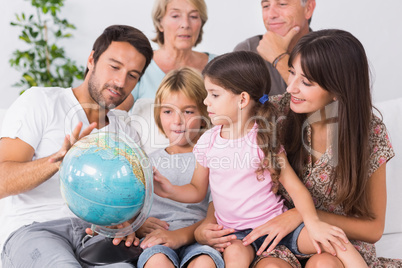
[376,233,402,259]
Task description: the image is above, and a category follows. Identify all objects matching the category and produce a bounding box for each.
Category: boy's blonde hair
[154,67,210,136]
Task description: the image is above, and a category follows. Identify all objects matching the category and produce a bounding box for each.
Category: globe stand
[79,237,143,265]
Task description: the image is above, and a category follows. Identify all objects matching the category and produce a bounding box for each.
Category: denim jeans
[233,223,306,256]
[137,242,224,268]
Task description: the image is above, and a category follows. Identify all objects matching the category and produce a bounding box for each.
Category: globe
[59,132,153,238]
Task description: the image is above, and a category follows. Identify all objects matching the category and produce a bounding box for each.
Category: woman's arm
[244,159,387,256]
[153,161,210,203]
[277,153,349,254]
[316,164,387,243]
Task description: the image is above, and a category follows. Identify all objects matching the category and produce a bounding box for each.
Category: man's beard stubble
[88,68,126,110]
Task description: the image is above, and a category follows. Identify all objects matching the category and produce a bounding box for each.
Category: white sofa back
[374,98,402,259]
[375,98,402,235]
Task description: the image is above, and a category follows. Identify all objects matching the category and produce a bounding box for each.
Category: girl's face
[160,0,202,50]
[203,77,241,127]
[286,55,335,116]
[160,91,204,151]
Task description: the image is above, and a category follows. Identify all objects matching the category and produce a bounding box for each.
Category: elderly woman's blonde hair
[151,0,208,46]
[154,67,210,137]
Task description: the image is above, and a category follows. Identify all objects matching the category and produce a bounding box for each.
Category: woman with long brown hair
[247,28,402,267]
[195,29,402,267]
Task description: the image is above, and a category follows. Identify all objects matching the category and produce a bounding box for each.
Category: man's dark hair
[84,25,153,77]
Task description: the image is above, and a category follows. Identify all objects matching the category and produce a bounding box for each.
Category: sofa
[373,98,402,259]
[0,98,401,266]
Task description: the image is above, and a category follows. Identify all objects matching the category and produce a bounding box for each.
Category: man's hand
[257,26,300,63]
[0,121,97,198]
[49,121,97,166]
[85,220,140,247]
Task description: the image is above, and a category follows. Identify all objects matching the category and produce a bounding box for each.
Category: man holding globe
[0,25,153,267]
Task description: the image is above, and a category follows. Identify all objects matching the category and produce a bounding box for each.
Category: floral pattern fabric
[253,93,401,267]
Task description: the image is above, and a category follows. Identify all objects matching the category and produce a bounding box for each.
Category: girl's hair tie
[259,94,269,104]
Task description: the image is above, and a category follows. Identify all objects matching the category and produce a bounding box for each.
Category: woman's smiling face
[286,55,335,116]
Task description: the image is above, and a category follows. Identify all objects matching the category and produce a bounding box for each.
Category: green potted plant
[9,0,84,94]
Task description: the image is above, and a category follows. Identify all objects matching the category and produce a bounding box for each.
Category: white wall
[1,0,401,109]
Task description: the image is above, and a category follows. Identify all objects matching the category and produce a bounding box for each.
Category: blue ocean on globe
[59,132,147,226]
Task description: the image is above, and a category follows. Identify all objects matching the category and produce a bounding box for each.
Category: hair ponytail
[254,100,282,193]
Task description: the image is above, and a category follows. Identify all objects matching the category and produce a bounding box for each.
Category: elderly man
[234,0,316,95]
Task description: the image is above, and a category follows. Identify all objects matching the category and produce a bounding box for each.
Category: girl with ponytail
[153,51,366,268]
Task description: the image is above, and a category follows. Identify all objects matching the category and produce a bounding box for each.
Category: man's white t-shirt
[0,87,140,248]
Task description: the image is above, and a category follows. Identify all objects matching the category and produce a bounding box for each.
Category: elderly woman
[119,0,215,154]
[120,0,215,110]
